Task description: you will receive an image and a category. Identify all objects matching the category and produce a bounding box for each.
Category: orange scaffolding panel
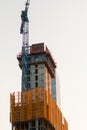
[10,87,68,130]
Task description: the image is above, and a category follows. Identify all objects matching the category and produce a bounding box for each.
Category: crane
[20,0,30,91]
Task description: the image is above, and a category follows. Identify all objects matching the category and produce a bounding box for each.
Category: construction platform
[10,87,68,130]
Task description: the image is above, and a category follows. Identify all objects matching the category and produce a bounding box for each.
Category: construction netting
[10,87,68,130]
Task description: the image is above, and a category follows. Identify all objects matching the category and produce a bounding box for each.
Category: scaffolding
[10,87,68,130]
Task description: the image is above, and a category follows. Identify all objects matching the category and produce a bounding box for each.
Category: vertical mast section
[20,0,30,91]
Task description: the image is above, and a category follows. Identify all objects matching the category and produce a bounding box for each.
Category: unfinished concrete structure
[10,43,68,130]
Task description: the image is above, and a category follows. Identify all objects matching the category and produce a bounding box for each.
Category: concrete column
[36,119,38,130]
[28,121,30,130]
[12,125,13,130]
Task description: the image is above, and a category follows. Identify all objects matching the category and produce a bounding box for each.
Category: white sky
[0,0,87,130]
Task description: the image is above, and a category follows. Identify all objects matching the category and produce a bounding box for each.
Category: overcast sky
[0,0,87,130]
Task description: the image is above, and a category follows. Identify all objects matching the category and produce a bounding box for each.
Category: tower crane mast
[20,0,30,91]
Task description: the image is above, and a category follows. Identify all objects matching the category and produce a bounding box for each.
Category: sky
[0,0,87,130]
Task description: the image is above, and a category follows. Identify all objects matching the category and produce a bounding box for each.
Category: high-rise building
[10,1,68,130]
[10,43,68,130]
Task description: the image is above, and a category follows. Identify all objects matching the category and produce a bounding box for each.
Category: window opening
[36,82,38,87]
[35,69,38,74]
[35,64,38,68]
[35,76,38,81]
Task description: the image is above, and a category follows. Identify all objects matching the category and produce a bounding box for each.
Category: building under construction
[10,1,68,130]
